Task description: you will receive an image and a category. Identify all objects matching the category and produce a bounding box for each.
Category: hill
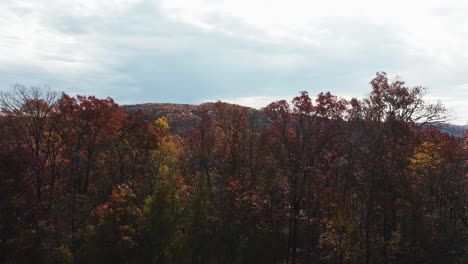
[120,102,263,134]
[121,103,467,137]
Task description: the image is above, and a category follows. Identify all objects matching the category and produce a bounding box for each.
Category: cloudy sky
[1,0,467,124]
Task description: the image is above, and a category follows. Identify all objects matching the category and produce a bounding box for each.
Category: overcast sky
[1,0,467,124]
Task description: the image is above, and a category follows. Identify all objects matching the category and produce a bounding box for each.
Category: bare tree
[0,84,59,199]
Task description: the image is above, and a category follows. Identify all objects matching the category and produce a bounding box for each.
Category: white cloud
[0,1,107,73]
[159,0,468,71]
[0,0,466,124]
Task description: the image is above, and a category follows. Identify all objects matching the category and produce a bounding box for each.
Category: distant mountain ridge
[120,102,467,137]
[120,102,262,134]
[436,123,468,137]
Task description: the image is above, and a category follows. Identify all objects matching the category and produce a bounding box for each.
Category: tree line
[0,72,466,263]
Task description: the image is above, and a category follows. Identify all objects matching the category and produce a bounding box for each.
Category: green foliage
[141,178,183,263]
[179,179,217,263]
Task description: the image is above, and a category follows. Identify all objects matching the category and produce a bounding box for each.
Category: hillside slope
[120,102,263,134]
[121,102,467,137]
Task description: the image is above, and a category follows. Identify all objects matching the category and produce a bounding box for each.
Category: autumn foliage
[0,73,466,263]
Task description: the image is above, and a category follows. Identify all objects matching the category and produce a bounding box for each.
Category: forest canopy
[0,72,466,264]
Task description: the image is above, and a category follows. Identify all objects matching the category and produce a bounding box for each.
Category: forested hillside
[120,102,265,136]
[1,72,466,263]
[120,103,467,138]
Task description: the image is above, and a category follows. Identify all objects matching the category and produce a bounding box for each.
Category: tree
[346,72,448,264]
[80,183,142,263]
[0,84,58,200]
[141,178,183,263]
[0,139,45,262]
[263,91,347,264]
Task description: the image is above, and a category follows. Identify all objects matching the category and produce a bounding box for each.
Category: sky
[0,0,467,124]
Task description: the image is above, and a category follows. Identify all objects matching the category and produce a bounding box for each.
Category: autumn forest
[0,72,466,263]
